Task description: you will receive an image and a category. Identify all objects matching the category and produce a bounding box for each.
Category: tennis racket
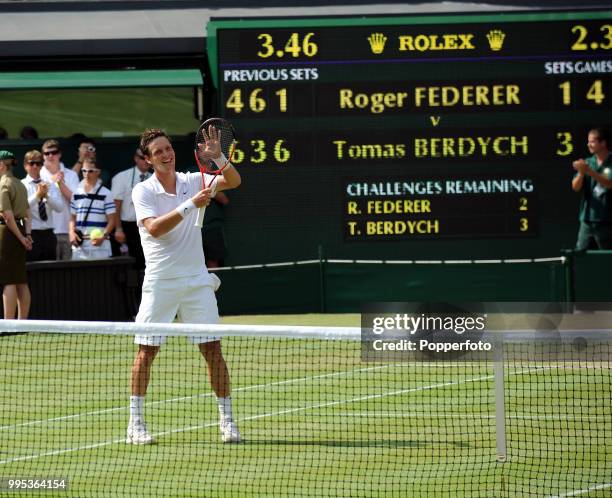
[194,118,236,228]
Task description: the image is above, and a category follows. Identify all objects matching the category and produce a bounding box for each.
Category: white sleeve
[26,186,38,208]
[47,183,64,213]
[64,169,80,195]
[111,171,126,201]
[132,184,157,227]
[103,188,116,215]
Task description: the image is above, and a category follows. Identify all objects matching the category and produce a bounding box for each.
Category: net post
[493,332,507,463]
[562,250,575,303]
[318,244,326,313]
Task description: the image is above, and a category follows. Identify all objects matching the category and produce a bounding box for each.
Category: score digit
[273,140,291,163]
[586,80,605,104]
[571,25,588,51]
[556,132,573,157]
[257,33,275,58]
[226,89,245,113]
[249,88,266,112]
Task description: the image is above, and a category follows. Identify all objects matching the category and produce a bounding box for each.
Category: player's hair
[140,129,171,156]
[590,127,611,149]
[42,139,61,152]
[24,149,43,163]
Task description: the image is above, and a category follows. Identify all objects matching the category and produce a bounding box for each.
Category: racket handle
[195,206,206,228]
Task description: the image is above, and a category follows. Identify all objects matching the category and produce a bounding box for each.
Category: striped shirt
[70,180,115,232]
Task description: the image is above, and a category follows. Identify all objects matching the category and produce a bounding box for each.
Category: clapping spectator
[40,139,80,260]
[21,150,63,261]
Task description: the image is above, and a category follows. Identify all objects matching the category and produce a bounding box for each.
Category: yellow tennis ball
[89,228,104,240]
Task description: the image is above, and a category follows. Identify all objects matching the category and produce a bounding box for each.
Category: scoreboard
[206,11,612,263]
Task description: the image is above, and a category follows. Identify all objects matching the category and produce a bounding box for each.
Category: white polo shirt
[132,171,216,280]
[40,163,80,235]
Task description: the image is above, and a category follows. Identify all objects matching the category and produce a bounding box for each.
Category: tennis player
[127,128,241,445]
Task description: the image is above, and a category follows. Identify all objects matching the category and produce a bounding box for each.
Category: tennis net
[0,319,610,497]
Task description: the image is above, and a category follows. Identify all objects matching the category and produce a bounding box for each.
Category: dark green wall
[214,259,571,315]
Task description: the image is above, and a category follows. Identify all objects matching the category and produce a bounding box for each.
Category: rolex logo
[368,33,387,54]
[486,29,506,51]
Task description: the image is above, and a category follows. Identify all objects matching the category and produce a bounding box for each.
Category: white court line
[550,482,612,497]
[0,366,511,465]
[0,361,502,432]
[335,412,611,421]
[0,364,394,432]
[0,362,558,432]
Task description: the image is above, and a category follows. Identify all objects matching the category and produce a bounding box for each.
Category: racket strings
[195,128,234,166]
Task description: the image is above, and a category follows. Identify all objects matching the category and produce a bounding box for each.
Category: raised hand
[197,125,222,162]
[573,159,588,175]
[36,182,49,200]
[52,170,65,185]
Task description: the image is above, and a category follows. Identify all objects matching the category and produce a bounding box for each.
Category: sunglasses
[81,168,99,174]
[27,160,43,166]
[83,146,96,152]
[43,150,59,156]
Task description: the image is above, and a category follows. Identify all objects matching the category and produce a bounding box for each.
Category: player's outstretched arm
[214,162,241,192]
[142,188,213,238]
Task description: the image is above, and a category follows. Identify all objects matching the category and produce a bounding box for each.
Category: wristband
[176,199,197,218]
[213,154,233,169]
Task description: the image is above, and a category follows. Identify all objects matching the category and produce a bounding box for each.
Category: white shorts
[135,272,221,346]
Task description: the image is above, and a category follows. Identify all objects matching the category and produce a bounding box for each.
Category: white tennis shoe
[126,422,155,445]
[220,420,241,443]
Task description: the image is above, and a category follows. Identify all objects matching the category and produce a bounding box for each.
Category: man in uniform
[0,150,32,319]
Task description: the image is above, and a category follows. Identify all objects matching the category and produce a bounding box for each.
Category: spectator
[21,150,62,261]
[40,139,80,260]
[20,126,39,140]
[69,158,115,260]
[110,147,151,270]
[0,127,7,140]
[71,137,96,176]
[572,127,612,250]
[0,150,32,319]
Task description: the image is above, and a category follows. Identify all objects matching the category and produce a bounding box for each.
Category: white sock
[217,396,233,423]
[130,395,145,425]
